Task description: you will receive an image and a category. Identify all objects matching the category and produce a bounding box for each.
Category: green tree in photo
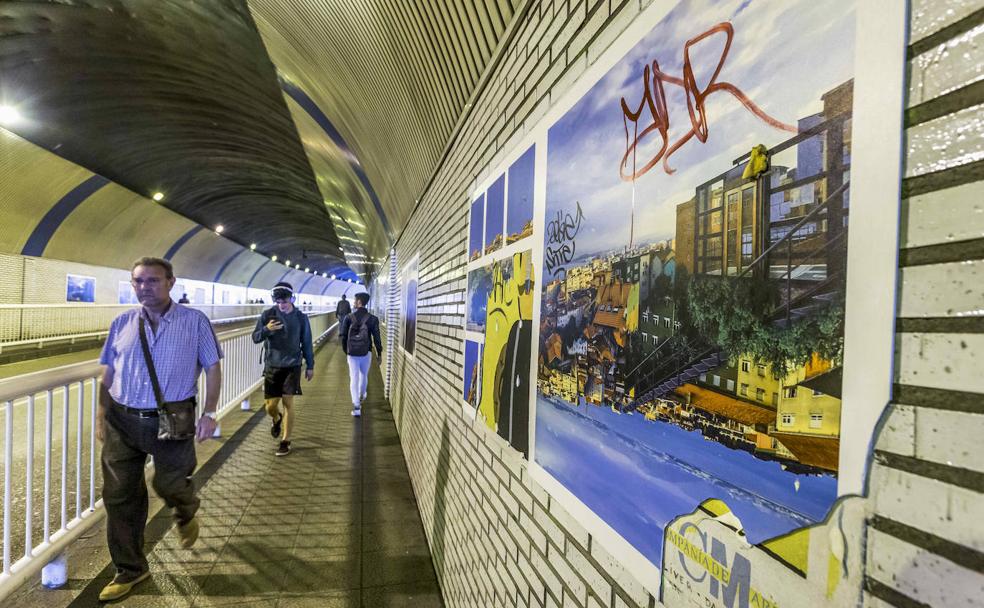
[686,275,844,378]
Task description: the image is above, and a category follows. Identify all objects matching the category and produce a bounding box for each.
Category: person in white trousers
[338,292,383,417]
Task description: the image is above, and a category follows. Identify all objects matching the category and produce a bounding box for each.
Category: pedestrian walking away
[252,281,315,456]
[95,257,223,602]
[335,293,351,322]
[339,292,383,418]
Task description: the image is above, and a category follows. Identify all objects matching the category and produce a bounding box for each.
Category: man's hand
[265,319,284,332]
[196,415,217,442]
[305,368,314,381]
[95,408,107,443]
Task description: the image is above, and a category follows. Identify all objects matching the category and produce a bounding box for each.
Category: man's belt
[111,401,159,418]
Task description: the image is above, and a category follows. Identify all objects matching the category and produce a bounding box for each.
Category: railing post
[89,379,96,510]
[61,385,68,532]
[3,400,13,575]
[44,390,53,543]
[25,395,34,559]
[76,381,84,519]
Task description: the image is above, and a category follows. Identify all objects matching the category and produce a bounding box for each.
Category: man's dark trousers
[101,404,199,577]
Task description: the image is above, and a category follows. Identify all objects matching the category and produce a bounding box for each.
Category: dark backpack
[347,311,372,356]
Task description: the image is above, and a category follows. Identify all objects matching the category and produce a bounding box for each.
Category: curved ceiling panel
[284,96,388,277]
[248,0,524,248]
[45,180,194,269]
[0,128,91,254]
[0,0,349,276]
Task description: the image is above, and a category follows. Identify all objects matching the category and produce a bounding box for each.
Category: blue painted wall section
[213,248,248,283]
[164,226,205,261]
[22,175,110,257]
[298,274,318,294]
[280,78,393,240]
[246,259,271,289]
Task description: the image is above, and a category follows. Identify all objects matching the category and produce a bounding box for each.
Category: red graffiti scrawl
[620,22,797,179]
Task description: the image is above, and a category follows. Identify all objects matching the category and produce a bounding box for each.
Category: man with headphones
[251,281,314,456]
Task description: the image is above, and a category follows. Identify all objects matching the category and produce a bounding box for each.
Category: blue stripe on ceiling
[164,226,205,261]
[298,274,316,294]
[280,78,393,240]
[22,175,110,257]
[213,248,248,283]
[246,259,271,289]
[320,279,336,295]
[276,269,293,285]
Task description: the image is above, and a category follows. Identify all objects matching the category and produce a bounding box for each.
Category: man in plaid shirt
[95,257,223,602]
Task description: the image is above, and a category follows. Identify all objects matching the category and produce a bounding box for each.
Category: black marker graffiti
[544,202,585,279]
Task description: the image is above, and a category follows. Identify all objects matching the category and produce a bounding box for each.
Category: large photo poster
[401,255,418,355]
[534,0,858,580]
[464,145,537,457]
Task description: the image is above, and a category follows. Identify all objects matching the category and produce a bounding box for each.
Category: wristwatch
[202,411,217,420]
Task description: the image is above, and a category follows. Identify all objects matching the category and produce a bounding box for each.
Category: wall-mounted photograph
[477,250,534,457]
[469,194,484,262]
[463,339,482,411]
[534,0,857,574]
[402,255,418,355]
[484,175,505,256]
[466,265,493,333]
[66,274,96,303]
[507,145,535,245]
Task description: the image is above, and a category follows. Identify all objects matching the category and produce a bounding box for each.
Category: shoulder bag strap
[138,316,165,409]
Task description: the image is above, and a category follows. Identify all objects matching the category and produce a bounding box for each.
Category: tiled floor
[66,342,442,607]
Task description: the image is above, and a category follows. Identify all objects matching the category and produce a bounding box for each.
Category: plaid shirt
[100,301,223,409]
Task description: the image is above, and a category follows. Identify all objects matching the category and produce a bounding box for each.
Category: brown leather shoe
[178,517,199,549]
[98,570,150,602]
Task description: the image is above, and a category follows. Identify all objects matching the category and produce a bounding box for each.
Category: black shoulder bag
[139,317,197,440]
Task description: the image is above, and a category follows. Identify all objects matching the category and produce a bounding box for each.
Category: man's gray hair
[131,257,174,279]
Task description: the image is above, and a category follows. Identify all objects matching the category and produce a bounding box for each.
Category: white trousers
[347,353,371,407]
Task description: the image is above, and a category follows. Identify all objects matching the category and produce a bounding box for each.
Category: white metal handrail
[0,304,332,347]
[0,312,335,601]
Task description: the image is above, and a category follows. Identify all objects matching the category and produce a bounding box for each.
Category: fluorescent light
[250,243,256,250]
[215,225,224,233]
[285,259,291,266]
[271,255,278,262]
[295,264,300,269]
[330,274,336,280]
[0,105,22,125]
[305,267,310,273]
[152,192,165,202]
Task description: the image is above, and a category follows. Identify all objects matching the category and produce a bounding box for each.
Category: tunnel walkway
[10,340,441,607]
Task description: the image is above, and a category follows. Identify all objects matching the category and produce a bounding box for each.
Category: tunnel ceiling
[0,0,525,281]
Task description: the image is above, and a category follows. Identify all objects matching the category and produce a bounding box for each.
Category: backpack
[347,311,372,356]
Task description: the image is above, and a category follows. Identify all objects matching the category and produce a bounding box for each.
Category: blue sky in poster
[467,266,493,332]
[545,0,856,259]
[484,175,505,251]
[507,146,535,239]
[536,396,836,566]
[469,195,484,259]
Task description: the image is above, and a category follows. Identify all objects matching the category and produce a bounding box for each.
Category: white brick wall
[382,3,984,608]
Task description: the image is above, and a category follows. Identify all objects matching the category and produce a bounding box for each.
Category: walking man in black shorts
[252,282,314,456]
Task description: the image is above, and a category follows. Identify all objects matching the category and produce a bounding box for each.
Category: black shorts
[264,366,302,398]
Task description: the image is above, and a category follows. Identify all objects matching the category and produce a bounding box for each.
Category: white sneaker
[352,406,361,417]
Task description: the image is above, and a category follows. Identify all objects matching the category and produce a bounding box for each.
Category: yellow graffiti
[666,526,778,608]
[479,251,534,430]
[666,527,733,586]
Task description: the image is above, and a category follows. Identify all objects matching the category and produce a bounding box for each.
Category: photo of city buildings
[533,0,856,567]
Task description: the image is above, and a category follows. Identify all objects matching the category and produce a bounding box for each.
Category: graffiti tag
[544,202,585,279]
[620,22,797,179]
